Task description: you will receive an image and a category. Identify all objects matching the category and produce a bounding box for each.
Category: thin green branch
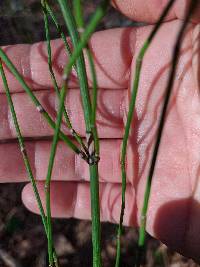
[73,0,100,156]
[116,0,177,266]
[0,48,88,162]
[57,0,92,130]
[137,1,197,265]
[50,2,109,267]
[45,1,79,76]
[41,0,88,156]
[0,59,59,266]
[45,2,73,58]
[45,79,70,266]
[73,0,84,29]
[73,3,103,267]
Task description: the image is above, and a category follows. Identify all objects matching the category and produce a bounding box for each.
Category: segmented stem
[45,2,73,59]
[42,0,88,156]
[0,48,87,161]
[116,1,177,266]
[0,59,59,265]
[73,0,100,158]
[137,2,197,265]
[54,1,109,267]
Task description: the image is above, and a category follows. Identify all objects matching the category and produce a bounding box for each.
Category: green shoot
[41,0,88,155]
[137,2,197,266]
[0,47,88,162]
[116,0,176,266]
[52,1,110,267]
[0,59,59,265]
[73,0,100,156]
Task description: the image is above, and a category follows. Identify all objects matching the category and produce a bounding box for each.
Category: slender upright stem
[73,0,100,155]
[0,59,59,266]
[73,1,102,265]
[45,2,73,59]
[41,0,88,155]
[115,1,176,266]
[138,1,197,264]
[54,2,109,267]
[0,59,47,232]
[57,0,92,129]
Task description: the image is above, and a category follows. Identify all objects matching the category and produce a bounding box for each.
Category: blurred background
[0,1,198,266]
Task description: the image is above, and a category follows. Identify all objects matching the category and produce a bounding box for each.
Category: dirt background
[0,1,198,267]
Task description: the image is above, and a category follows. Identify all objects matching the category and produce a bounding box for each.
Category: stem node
[36,105,45,113]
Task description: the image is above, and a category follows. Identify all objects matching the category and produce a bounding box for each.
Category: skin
[0,0,200,262]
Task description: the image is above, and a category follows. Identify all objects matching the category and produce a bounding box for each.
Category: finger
[0,89,126,140]
[1,22,199,184]
[0,27,134,93]
[1,21,195,141]
[0,139,134,184]
[21,181,135,227]
[21,176,200,263]
[112,0,200,23]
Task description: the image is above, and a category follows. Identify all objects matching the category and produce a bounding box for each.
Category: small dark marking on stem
[88,154,100,166]
[79,150,89,161]
[86,132,94,154]
[37,105,45,113]
[70,128,76,136]
[44,184,49,192]
[86,132,100,165]
[20,146,26,154]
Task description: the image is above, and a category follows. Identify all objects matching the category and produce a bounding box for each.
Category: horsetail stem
[0,59,47,233]
[73,0,100,157]
[0,48,88,161]
[53,2,109,267]
[45,2,73,59]
[0,59,59,266]
[41,0,88,156]
[116,0,177,266]
[137,2,197,266]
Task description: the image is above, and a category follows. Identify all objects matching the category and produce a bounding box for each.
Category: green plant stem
[0,59,59,266]
[115,1,177,266]
[41,0,88,155]
[45,2,78,76]
[0,59,47,232]
[73,0,100,155]
[45,2,72,58]
[45,74,71,266]
[55,2,109,267]
[73,0,83,28]
[138,0,197,257]
[58,0,92,129]
[59,0,109,129]
[0,48,88,161]
[73,1,102,265]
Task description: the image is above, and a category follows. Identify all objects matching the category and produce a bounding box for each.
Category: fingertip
[21,182,136,226]
[21,183,39,214]
[22,182,77,218]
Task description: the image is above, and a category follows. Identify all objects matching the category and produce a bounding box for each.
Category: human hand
[0,0,200,262]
